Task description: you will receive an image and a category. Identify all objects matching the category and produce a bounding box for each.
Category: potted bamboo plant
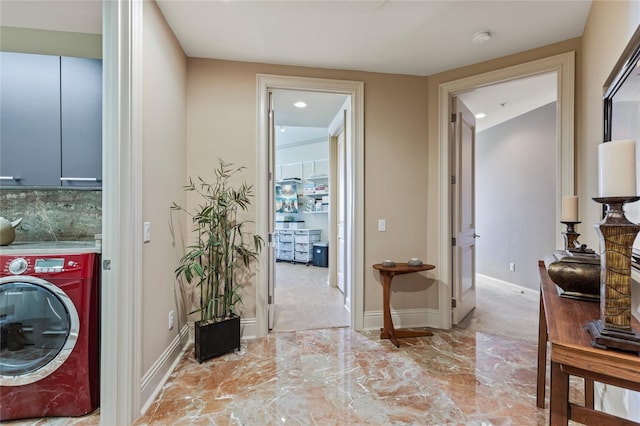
[172,159,263,363]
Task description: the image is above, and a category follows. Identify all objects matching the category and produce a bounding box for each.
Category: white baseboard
[240,317,258,340]
[139,323,190,414]
[476,273,539,296]
[363,308,441,331]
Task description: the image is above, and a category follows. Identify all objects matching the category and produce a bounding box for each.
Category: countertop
[0,240,102,255]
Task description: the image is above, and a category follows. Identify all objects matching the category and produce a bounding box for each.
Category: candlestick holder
[561,221,580,251]
[586,196,640,353]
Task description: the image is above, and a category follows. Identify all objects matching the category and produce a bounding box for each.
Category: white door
[267,92,276,330]
[337,124,346,294]
[451,97,477,325]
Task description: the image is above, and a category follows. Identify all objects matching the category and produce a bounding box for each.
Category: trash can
[312,242,329,267]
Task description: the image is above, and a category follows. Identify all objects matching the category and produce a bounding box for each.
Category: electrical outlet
[378,219,386,232]
[168,310,175,330]
[509,262,516,272]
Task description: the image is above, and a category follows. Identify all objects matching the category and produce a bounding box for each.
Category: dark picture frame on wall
[603,26,640,269]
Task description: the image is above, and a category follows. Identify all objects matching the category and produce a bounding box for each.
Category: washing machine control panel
[1,256,83,275]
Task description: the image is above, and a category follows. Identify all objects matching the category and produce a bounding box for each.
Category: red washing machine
[0,251,100,421]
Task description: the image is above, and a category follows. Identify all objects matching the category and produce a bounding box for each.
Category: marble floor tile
[133,327,564,425]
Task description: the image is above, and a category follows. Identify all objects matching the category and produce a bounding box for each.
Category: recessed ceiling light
[280,127,286,132]
[471,30,491,44]
[294,101,307,108]
[475,112,487,119]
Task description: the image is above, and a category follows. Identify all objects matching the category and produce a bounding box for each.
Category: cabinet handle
[60,177,101,182]
[0,176,19,181]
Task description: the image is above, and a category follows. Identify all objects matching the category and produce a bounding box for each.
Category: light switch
[378,219,386,232]
[143,222,151,243]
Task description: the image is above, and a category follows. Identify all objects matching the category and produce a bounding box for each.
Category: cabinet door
[0,52,61,186]
[61,57,102,188]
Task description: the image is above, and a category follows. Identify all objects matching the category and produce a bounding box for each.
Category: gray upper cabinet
[0,52,102,188]
[61,57,102,188]
[0,52,61,186]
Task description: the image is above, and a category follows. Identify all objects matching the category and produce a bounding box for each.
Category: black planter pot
[194,316,241,363]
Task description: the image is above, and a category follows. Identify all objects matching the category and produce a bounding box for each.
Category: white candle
[561,196,578,222]
[598,140,637,197]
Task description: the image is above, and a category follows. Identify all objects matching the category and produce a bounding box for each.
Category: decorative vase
[194,316,241,363]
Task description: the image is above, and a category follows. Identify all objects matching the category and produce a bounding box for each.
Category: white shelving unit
[303,174,329,213]
[274,159,328,260]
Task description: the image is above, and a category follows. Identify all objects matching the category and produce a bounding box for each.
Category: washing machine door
[0,276,79,386]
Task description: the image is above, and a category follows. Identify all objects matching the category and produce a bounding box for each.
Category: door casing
[437,52,575,329]
[256,74,364,338]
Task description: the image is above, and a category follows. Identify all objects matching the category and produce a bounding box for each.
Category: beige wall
[0,26,101,58]
[578,0,640,251]
[187,59,430,318]
[141,1,188,373]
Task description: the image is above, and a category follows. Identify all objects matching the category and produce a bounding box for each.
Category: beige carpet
[271,261,350,332]
[456,275,540,344]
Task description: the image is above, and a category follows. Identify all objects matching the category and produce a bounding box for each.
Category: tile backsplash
[0,189,101,242]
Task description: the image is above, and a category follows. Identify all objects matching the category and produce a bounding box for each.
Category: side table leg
[584,379,594,409]
[550,361,569,426]
[537,291,548,408]
[379,273,400,347]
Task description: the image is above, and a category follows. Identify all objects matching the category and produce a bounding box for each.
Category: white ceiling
[459,71,558,132]
[155,0,590,77]
[273,90,348,128]
[0,0,588,133]
[272,90,348,146]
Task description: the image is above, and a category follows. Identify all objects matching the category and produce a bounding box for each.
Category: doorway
[256,75,365,338]
[270,89,349,332]
[439,52,575,330]
[452,72,558,341]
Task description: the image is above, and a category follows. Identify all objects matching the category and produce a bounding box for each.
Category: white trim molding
[475,273,539,297]
[101,0,144,424]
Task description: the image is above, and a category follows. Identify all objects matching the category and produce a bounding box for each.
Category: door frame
[256,75,364,337]
[101,0,143,423]
[437,52,575,329]
[328,99,349,298]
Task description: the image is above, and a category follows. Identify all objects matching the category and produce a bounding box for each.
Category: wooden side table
[537,260,640,425]
[373,262,436,347]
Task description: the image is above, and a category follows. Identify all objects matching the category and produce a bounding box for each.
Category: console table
[373,262,436,347]
[537,260,640,425]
